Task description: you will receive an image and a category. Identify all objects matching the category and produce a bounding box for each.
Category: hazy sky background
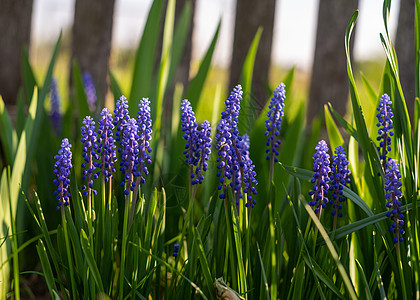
[32,0,400,69]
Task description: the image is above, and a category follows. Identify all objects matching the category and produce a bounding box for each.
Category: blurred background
[0,0,415,124]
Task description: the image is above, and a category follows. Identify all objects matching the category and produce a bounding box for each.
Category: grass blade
[302,197,358,300]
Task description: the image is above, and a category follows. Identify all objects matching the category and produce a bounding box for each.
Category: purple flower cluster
[180,100,212,185]
[384,159,405,243]
[114,95,130,144]
[173,243,180,258]
[81,116,99,196]
[329,146,351,218]
[181,100,198,166]
[309,140,331,215]
[136,98,153,183]
[53,138,72,210]
[376,93,394,169]
[96,108,117,181]
[192,121,212,185]
[49,78,61,135]
[215,85,258,207]
[83,71,97,112]
[265,83,286,162]
[119,118,140,195]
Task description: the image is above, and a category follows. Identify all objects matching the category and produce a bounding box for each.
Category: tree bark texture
[71,0,115,107]
[229,0,276,113]
[0,0,33,106]
[395,0,415,121]
[307,0,358,124]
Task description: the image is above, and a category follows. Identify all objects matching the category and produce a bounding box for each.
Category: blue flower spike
[376,93,394,170]
[265,82,285,162]
[384,159,405,244]
[53,138,72,210]
[120,118,139,195]
[136,98,153,183]
[329,146,351,221]
[215,85,243,200]
[114,95,130,145]
[309,140,330,216]
[96,108,117,182]
[81,116,99,196]
[180,99,198,170]
[192,120,212,185]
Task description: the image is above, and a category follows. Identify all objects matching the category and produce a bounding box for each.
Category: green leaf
[37,239,58,296]
[301,253,345,299]
[238,27,263,134]
[184,21,221,107]
[129,0,165,114]
[193,227,215,299]
[80,229,104,292]
[324,104,344,152]
[0,96,17,165]
[301,197,358,300]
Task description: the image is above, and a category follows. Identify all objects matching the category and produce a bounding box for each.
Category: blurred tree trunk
[0,0,33,106]
[71,0,115,107]
[229,0,276,112]
[395,0,415,121]
[307,0,358,124]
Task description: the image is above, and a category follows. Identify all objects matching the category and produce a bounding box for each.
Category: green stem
[8,180,20,300]
[62,207,77,300]
[118,192,132,300]
[396,244,407,300]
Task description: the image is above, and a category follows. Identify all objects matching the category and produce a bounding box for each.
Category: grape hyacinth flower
[309,140,330,216]
[120,118,139,195]
[81,116,99,196]
[384,159,405,244]
[96,108,117,182]
[83,71,97,112]
[329,146,351,223]
[180,99,198,175]
[192,120,212,185]
[49,77,61,135]
[265,83,285,163]
[376,93,394,170]
[215,85,258,207]
[238,135,257,208]
[53,138,72,210]
[135,98,153,184]
[215,85,243,200]
[173,243,180,258]
[113,95,130,144]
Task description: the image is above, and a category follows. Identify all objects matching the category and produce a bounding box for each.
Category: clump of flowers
[329,146,351,222]
[96,108,117,182]
[81,116,99,196]
[376,93,394,170]
[53,138,72,210]
[114,95,130,145]
[180,100,212,187]
[309,140,330,216]
[384,159,405,244]
[265,82,286,163]
[192,120,212,185]
[119,118,139,195]
[215,85,258,207]
[83,71,97,112]
[136,98,153,184]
